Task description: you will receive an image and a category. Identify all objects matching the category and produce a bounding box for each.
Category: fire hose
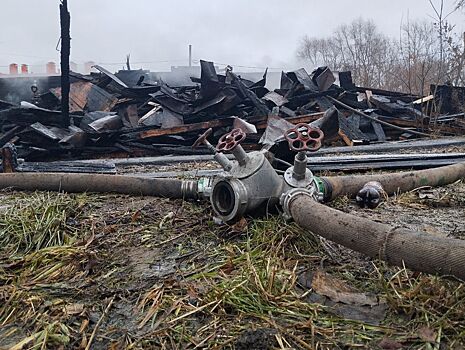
[0,172,200,199]
[320,162,465,201]
[285,193,465,279]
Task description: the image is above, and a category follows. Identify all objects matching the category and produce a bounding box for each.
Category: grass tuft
[378,265,465,346]
[0,192,87,255]
[8,321,71,350]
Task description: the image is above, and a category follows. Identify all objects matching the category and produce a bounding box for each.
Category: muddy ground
[1,157,465,349]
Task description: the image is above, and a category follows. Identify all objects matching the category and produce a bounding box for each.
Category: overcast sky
[0,0,463,74]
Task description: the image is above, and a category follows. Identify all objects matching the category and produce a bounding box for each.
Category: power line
[96,59,187,66]
[0,51,58,60]
[192,59,286,71]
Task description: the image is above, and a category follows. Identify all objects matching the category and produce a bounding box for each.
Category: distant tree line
[297,2,465,96]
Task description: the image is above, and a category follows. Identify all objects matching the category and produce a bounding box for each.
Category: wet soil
[1,158,465,349]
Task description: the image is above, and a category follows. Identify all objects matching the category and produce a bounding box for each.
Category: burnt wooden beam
[139,112,327,140]
[254,112,324,130]
[139,118,234,139]
[129,153,465,176]
[1,143,18,173]
[0,126,23,147]
[226,67,270,116]
[338,114,369,146]
[60,0,71,127]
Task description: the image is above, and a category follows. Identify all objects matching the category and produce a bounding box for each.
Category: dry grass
[377,265,465,347]
[1,187,465,349]
[392,180,465,208]
[0,192,88,255]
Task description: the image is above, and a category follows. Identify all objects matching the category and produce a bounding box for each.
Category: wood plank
[255,113,324,130]
[1,144,16,172]
[310,159,465,172]
[139,118,233,139]
[365,90,374,108]
[0,126,23,147]
[129,154,465,177]
[338,129,354,146]
[412,95,434,104]
[139,112,326,140]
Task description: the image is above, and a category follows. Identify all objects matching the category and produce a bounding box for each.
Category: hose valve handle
[282,124,324,187]
[284,123,324,153]
[216,128,246,153]
[192,128,232,172]
[216,128,249,166]
[192,128,218,155]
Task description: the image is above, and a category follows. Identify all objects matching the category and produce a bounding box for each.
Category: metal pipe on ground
[320,162,465,201]
[0,173,199,199]
[287,193,465,280]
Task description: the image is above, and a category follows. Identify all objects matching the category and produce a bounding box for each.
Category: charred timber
[60,0,71,127]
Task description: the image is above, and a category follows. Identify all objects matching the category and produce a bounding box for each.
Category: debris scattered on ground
[2,61,465,166]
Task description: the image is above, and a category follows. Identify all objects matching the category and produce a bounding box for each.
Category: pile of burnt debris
[1,60,465,170]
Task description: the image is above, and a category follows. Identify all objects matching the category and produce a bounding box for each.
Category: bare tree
[428,0,456,78]
[444,31,465,85]
[394,20,441,95]
[296,8,464,95]
[297,18,393,88]
[297,36,345,71]
[334,18,394,87]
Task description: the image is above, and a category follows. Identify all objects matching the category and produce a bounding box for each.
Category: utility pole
[189,44,192,67]
[60,0,71,127]
[126,54,131,70]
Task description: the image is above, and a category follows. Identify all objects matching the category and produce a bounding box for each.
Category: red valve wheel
[216,128,246,152]
[284,123,324,152]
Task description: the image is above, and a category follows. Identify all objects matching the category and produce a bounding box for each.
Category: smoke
[0,77,51,104]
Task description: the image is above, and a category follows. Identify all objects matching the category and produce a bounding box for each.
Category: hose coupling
[181,180,202,199]
[196,177,213,199]
[280,187,318,220]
